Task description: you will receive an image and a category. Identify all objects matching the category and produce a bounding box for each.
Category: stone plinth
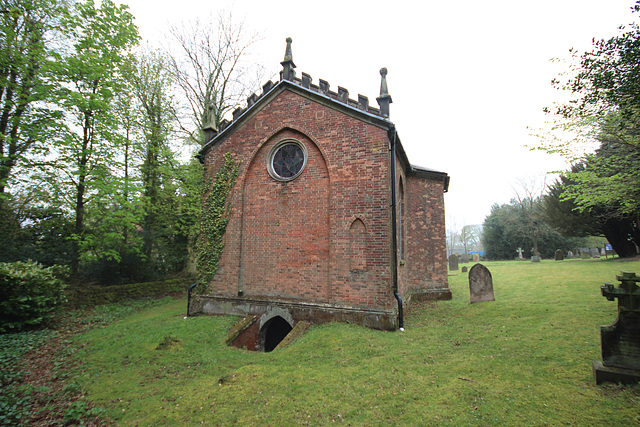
[593,271,640,384]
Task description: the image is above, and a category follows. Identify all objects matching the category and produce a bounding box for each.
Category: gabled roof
[200,77,392,155]
[200,37,449,193]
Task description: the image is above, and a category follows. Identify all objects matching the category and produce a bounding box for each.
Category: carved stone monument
[567,250,574,259]
[555,249,564,261]
[468,263,495,304]
[448,254,458,271]
[516,247,524,260]
[593,271,640,384]
[472,253,480,262]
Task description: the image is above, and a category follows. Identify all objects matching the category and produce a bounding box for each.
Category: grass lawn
[71,258,640,425]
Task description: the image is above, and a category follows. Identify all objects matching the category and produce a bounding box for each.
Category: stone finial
[203,102,218,144]
[376,67,393,118]
[280,37,296,81]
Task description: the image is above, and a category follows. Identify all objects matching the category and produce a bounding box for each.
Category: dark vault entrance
[262,316,293,352]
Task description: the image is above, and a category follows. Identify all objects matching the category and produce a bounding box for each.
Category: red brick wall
[204,88,394,310]
[402,173,449,297]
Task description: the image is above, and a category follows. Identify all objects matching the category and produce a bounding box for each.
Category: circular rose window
[267,140,307,181]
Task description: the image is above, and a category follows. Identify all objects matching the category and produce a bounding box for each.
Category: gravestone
[593,272,640,384]
[567,250,574,259]
[448,254,459,271]
[460,253,469,264]
[469,263,494,304]
[555,249,564,261]
[590,248,601,258]
[516,247,524,260]
[472,253,480,262]
[581,249,591,259]
[461,266,468,273]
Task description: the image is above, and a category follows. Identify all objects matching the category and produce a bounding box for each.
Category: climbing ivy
[196,153,239,286]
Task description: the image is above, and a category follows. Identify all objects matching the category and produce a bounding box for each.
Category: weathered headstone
[531,255,541,262]
[472,253,480,262]
[461,266,468,273]
[555,249,564,261]
[566,250,574,259]
[448,254,459,271]
[516,247,524,260]
[593,272,640,384]
[469,263,494,304]
[581,249,591,259]
[590,248,601,258]
[460,253,469,264]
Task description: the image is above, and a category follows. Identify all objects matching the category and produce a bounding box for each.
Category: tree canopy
[0,1,260,284]
[536,1,640,256]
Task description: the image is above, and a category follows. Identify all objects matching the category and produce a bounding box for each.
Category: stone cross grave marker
[468,263,495,304]
[555,249,564,261]
[516,247,524,260]
[593,271,640,384]
[448,254,458,271]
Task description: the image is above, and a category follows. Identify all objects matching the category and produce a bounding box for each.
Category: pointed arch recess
[239,128,330,302]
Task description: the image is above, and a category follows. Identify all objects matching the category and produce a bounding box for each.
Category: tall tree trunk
[71,113,91,275]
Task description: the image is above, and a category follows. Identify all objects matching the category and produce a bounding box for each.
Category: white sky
[118,0,636,228]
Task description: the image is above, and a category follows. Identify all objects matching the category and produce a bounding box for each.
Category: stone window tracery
[267,139,307,181]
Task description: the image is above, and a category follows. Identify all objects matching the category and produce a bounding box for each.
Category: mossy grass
[73,258,640,425]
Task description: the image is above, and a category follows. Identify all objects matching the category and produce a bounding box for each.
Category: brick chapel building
[191,38,450,342]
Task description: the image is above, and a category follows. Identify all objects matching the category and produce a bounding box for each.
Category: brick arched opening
[261,315,293,352]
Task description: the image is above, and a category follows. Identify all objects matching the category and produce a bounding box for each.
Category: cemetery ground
[3,259,640,425]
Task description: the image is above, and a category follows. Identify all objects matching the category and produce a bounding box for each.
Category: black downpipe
[187,283,197,317]
[389,125,404,330]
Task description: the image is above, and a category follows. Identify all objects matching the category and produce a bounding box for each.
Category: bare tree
[511,176,550,258]
[446,216,459,256]
[167,10,264,145]
[459,224,482,255]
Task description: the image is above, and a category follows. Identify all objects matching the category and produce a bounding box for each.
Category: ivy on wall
[196,153,239,287]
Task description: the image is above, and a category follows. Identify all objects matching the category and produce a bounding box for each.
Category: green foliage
[558,115,640,220]
[0,261,67,333]
[0,0,67,196]
[545,159,640,258]
[537,5,640,254]
[44,0,139,274]
[0,330,50,425]
[197,153,239,285]
[0,200,73,265]
[482,202,582,260]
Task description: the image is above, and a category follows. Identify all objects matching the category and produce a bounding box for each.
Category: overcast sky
[118,0,636,228]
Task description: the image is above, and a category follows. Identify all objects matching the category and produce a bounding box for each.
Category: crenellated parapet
[214,37,389,136]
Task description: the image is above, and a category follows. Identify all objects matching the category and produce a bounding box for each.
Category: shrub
[0,261,68,333]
